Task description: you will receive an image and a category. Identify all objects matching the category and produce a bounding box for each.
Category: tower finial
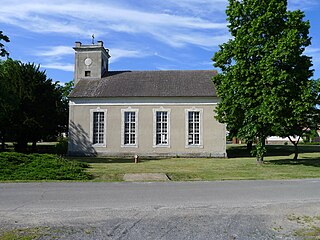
[92,34,95,44]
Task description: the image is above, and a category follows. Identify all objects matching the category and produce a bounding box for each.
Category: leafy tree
[273,79,319,160]
[0,59,66,152]
[57,79,74,135]
[212,0,316,162]
[0,59,21,150]
[0,31,10,57]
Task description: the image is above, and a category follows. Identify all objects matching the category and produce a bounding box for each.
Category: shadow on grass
[227,145,320,158]
[266,156,320,167]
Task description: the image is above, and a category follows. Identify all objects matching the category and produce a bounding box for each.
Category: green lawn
[69,145,320,182]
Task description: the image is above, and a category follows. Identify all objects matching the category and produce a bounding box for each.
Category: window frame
[90,108,107,147]
[121,108,139,148]
[153,108,171,148]
[185,108,203,148]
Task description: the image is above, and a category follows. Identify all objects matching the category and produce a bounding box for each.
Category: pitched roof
[69,70,217,98]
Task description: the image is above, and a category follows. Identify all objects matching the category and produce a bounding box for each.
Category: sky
[0,0,319,84]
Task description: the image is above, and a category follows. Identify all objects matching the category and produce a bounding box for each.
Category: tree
[212,0,316,162]
[273,79,319,160]
[0,59,21,150]
[57,79,74,135]
[0,31,10,57]
[0,59,65,152]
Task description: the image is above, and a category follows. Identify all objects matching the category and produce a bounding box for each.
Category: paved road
[1,180,320,239]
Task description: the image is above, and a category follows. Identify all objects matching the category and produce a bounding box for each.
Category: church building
[68,41,226,157]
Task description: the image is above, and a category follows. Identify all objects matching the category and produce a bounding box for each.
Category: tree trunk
[288,136,300,161]
[256,157,263,164]
[15,134,28,153]
[256,137,266,164]
[1,136,5,151]
[247,141,253,152]
[15,140,28,153]
[293,143,298,161]
[32,141,37,152]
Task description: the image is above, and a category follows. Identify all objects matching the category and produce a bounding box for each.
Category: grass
[68,145,320,182]
[287,214,320,239]
[0,152,91,181]
[1,144,319,182]
[0,226,95,240]
[0,227,46,240]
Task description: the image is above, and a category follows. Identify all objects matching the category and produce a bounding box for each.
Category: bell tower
[73,41,111,85]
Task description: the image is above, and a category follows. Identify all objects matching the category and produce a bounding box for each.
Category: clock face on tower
[84,58,92,66]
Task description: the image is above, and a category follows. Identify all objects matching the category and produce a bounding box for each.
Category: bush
[0,152,91,180]
[55,137,68,155]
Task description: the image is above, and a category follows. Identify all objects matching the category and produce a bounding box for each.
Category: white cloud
[288,0,319,10]
[305,47,320,55]
[156,0,228,16]
[110,49,150,63]
[0,0,228,48]
[42,63,74,72]
[169,33,231,48]
[35,46,74,57]
[305,47,320,69]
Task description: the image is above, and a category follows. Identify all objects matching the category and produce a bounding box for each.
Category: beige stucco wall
[68,97,226,157]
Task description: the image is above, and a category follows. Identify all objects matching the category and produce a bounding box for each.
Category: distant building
[68,41,226,157]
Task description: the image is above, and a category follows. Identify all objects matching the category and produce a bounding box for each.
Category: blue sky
[0,0,319,84]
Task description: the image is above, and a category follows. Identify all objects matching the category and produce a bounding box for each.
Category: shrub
[0,152,91,181]
[55,137,68,155]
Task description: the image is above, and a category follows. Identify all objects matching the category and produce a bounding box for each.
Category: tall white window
[124,111,136,145]
[90,109,107,147]
[153,108,170,148]
[156,111,168,145]
[185,108,203,148]
[121,108,138,147]
[188,111,200,145]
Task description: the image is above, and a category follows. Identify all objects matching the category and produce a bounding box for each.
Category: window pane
[125,112,129,122]
[163,113,167,122]
[131,123,135,133]
[131,112,135,122]
[195,134,200,144]
[125,123,129,133]
[162,134,167,144]
[156,112,161,122]
[156,123,161,132]
[195,116,199,123]
[156,134,161,144]
[162,123,167,132]
[130,134,135,144]
[194,123,199,133]
[189,123,193,133]
[125,134,129,144]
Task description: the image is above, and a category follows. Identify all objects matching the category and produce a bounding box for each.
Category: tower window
[85,71,91,77]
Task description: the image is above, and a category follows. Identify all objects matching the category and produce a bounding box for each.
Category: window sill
[185,144,203,148]
[121,144,138,148]
[92,144,106,147]
[153,144,170,148]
